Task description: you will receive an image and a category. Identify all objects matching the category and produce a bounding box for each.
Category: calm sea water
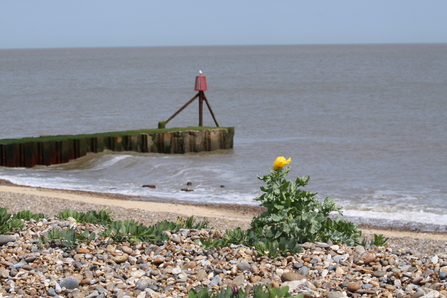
[1,44,446,230]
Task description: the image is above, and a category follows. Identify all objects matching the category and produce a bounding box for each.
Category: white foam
[343,209,447,226]
[89,155,130,170]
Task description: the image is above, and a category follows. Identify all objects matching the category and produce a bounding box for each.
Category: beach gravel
[1,191,447,297]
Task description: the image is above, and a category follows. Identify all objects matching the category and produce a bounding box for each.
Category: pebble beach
[1,180,447,297]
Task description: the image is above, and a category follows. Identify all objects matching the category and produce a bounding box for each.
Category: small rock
[412,276,423,285]
[112,255,128,263]
[373,270,387,277]
[153,255,165,265]
[281,272,306,282]
[11,261,25,269]
[439,272,447,280]
[232,275,245,286]
[60,276,80,290]
[48,288,57,296]
[411,288,425,298]
[142,185,156,188]
[170,234,181,244]
[0,267,9,278]
[316,242,329,248]
[196,270,207,280]
[131,270,146,278]
[283,280,307,292]
[298,266,309,277]
[136,279,149,291]
[121,246,133,254]
[422,290,440,298]
[210,276,221,286]
[183,261,196,269]
[77,247,89,254]
[327,291,347,298]
[0,235,16,245]
[80,278,92,285]
[431,255,439,264]
[347,282,362,292]
[237,261,251,271]
[363,254,376,264]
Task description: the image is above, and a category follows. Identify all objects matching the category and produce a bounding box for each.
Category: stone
[183,261,196,269]
[316,242,329,248]
[373,270,387,277]
[232,275,245,286]
[80,278,92,285]
[112,255,128,263]
[237,261,251,271]
[131,270,146,278]
[411,288,426,298]
[60,276,80,290]
[250,264,259,274]
[153,255,165,265]
[135,279,149,291]
[11,261,25,269]
[142,185,156,188]
[77,247,90,254]
[281,272,306,282]
[362,254,376,264]
[210,276,221,286]
[327,291,348,298]
[431,255,439,264]
[170,234,181,244]
[0,267,9,278]
[298,266,309,277]
[196,270,208,280]
[48,287,57,296]
[121,246,133,254]
[283,279,307,292]
[347,282,362,292]
[439,272,447,280]
[422,291,440,298]
[0,235,16,245]
[412,276,423,285]
[172,267,182,274]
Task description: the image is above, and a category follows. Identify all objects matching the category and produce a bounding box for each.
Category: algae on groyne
[0,127,234,168]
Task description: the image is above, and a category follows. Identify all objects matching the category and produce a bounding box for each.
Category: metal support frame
[160,91,219,128]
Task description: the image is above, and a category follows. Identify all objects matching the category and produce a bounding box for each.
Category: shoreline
[1,178,446,241]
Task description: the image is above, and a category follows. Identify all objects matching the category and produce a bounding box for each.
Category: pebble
[0,235,16,245]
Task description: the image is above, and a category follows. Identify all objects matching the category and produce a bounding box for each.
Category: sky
[1,0,446,49]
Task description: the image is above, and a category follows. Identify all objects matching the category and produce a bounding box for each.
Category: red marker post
[160,71,219,128]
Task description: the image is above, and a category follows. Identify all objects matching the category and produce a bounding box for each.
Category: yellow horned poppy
[273,156,292,170]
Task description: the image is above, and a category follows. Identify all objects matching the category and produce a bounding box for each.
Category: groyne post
[0,127,234,168]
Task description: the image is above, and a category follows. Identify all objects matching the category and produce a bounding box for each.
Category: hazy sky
[1,0,446,49]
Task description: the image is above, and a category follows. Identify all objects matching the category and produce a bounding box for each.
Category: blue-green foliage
[250,167,362,250]
[57,209,113,225]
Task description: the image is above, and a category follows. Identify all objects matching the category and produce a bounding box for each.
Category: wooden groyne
[0,127,234,168]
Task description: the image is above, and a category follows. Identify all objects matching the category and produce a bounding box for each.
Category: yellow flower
[273,156,292,170]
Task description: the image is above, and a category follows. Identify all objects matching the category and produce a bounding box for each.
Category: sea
[1,44,446,231]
